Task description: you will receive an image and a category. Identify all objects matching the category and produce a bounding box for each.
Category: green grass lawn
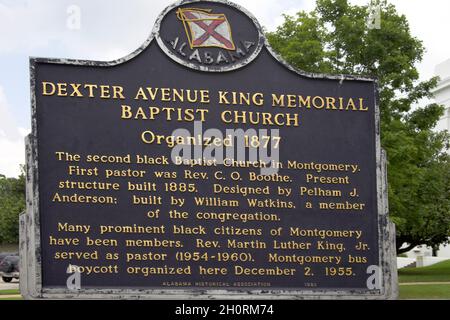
[0,289,19,296]
[398,259,450,300]
[399,284,450,300]
[398,260,450,283]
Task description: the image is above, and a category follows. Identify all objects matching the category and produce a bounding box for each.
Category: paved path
[0,295,21,299]
[399,282,450,286]
[0,279,19,291]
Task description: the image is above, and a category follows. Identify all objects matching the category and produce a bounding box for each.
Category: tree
[0,168,26,244]
[267,0,450,254]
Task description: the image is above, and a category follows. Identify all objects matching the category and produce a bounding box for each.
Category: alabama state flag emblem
[176,8,236,51]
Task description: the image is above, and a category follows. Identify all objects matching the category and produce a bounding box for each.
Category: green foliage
[0,168,25,244]
[267,0,450,253]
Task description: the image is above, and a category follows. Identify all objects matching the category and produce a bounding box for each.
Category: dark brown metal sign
[20,0,397,299]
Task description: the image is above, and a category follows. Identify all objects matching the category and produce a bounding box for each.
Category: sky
[1,0,450,177]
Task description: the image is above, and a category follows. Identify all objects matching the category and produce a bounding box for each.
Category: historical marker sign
[20,0,397,299]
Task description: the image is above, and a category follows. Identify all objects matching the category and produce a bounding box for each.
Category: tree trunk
[432,245,439,257]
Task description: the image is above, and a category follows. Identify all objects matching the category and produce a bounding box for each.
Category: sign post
[20,0,397,299]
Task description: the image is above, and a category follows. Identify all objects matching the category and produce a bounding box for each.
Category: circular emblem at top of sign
[155,0,265,72]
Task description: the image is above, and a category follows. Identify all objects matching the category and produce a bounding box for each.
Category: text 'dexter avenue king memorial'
[20,0,397,299]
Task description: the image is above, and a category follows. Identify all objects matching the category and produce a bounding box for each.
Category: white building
[433,59,450,140]
[403,59,450,262]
